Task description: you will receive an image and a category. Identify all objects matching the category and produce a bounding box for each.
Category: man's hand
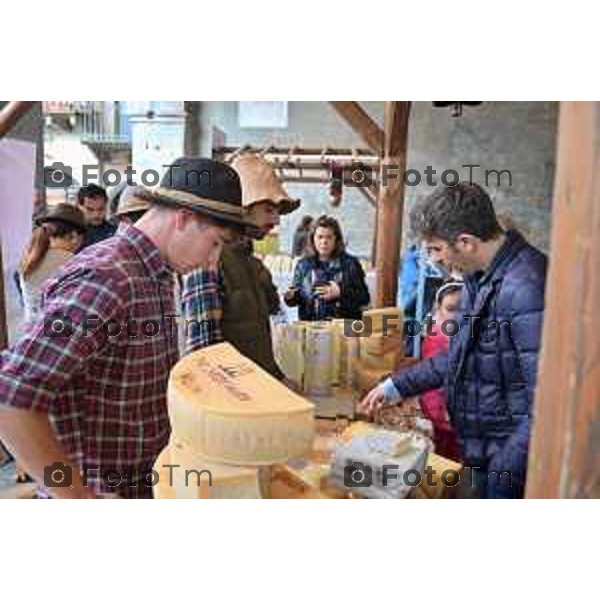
[320,281,341,301]
[359,385,387,416]
[283,287,298,303]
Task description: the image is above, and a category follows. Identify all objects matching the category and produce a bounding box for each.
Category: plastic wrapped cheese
[303,323,335,397]
[329,423,432,499]
[276,322,306,389]
[168,343,315,466]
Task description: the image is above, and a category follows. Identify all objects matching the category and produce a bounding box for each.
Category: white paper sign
[0,137,35,296]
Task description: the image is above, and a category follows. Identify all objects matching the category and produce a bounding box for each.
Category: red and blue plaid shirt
[0,224,179,498]
[181,268,224,353]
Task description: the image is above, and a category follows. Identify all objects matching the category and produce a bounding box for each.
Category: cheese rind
[168,343,315,466]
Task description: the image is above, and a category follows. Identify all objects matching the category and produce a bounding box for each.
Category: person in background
[182,153,299,379]
[14,203,86,484]
[113,185,151,225]
[77,184,117,249]
[284,215,370,321]
[291,215,313,257]
[19,203,86,325]
[420,280,463,461]
[361,182,547,499]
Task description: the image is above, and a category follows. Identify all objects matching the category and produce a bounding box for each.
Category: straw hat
[145,157,262,237]
[231,153,300,215]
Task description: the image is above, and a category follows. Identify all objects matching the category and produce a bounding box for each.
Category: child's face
[436,291,461,323]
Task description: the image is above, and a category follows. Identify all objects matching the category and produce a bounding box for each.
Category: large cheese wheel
[168,343,315,466]
[153,441,262,499]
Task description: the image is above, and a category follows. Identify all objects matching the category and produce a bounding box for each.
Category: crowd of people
[0,156,547,499]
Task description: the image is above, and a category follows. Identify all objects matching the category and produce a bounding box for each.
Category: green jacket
[219,243,284,379]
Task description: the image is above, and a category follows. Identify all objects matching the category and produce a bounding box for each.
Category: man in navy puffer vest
[361,182,547,498]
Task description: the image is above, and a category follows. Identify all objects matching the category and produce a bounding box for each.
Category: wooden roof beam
[329,102,384,155]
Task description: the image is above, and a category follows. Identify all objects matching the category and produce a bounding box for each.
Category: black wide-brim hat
[144,157,262,238]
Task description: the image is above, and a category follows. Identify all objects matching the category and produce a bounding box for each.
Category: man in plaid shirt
[0,158,258,498]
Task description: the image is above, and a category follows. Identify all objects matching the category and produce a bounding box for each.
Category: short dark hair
[77,184,107,205]
[410,182,502,243]
[308,214,346,258]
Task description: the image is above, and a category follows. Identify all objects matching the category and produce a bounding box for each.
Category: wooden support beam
[374,101,411,307]
[0,101,35,140]
[329,102,384,155]
[356,185,377,207]
[526,102,600,498]
[217,145,377,158]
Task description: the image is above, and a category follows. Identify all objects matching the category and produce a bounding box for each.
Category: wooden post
[374,101,411,307]
[526,102,600,498]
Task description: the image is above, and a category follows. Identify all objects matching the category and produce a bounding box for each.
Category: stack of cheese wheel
[331,319,359,388]
[276,320,361,393]
[303,323,335,397]
[275,321,306,390]
[353,307,405,392]
[154,442,264,499]
[154,342,315,499]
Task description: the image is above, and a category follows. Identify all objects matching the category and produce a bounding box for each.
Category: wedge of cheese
[168,343,315,466]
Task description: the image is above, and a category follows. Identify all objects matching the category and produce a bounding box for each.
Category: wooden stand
[526,102,600,498]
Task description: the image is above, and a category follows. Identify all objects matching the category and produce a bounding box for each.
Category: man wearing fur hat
[182,153,299,379]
